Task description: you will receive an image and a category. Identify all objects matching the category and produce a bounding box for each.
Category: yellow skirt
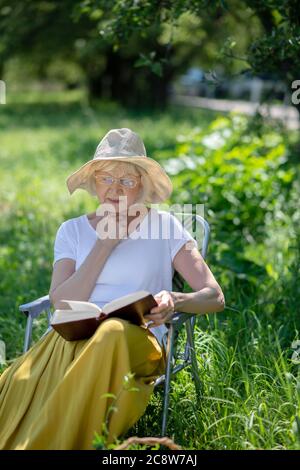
[0,318,166,450]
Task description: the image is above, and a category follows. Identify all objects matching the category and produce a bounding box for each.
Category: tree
[77,0,300,110]
[0,0,178,107]
[1,0,298,111]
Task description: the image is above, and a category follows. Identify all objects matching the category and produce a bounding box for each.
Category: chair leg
[161,323,175,437]
[185,320,203,402]
[23,314,33,353]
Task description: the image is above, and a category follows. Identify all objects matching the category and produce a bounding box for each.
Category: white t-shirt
[49,207,198,351]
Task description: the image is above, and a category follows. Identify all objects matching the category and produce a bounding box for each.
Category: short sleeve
[167,213,198,262]
[52,221,77,267]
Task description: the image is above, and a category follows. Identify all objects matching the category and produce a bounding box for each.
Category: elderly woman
[0,128,225,450]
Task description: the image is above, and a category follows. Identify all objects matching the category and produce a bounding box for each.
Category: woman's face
[94,168,142,213]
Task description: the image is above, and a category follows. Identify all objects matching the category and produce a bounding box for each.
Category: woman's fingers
[145,309,174,326]
[144,290,175,326]
[151,301,168,314]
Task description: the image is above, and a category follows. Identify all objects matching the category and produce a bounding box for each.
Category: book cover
[50,291,158,341]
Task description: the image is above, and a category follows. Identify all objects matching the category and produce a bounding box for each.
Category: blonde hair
[90,161,153,205]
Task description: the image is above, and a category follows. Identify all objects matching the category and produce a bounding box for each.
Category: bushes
[164,112,299,313]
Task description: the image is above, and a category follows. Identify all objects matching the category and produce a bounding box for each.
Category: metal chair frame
[19,213,210,438]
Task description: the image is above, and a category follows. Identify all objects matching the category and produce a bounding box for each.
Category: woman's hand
[96,211,136,250]
[144,290,175,327]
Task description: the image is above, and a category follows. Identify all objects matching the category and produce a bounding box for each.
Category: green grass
[0,89,300,450]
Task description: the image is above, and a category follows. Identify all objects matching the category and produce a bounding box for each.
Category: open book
[50,290,158,341]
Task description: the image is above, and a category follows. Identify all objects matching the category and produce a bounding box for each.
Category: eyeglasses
[94,174,139,189]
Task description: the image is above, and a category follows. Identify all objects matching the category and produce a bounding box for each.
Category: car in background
[172,67,289,103]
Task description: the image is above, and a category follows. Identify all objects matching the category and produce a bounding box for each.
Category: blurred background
[0,0,300,450]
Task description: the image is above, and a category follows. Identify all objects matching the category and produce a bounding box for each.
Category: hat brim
[66,156,173,204]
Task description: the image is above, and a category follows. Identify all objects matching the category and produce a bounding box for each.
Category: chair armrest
[166,311,196,330]
[19,294,51,319]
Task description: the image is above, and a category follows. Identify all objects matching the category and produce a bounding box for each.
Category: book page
[51,310,101,324]
[102,290,150,314]
[61,300,102,314]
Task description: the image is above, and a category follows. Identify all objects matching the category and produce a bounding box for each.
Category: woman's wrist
[170,291,186,312]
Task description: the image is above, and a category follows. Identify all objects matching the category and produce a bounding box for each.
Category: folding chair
[19,213,210,438]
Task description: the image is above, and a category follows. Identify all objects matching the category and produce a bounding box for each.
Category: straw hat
[66,128,173,204]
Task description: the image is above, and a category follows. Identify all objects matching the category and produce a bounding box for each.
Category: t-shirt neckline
[83,207,153,238]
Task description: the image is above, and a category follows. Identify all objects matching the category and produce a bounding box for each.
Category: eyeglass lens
[95,175,137,188]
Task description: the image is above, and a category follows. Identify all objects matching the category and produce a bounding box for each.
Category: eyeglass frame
[93,172,141,189]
